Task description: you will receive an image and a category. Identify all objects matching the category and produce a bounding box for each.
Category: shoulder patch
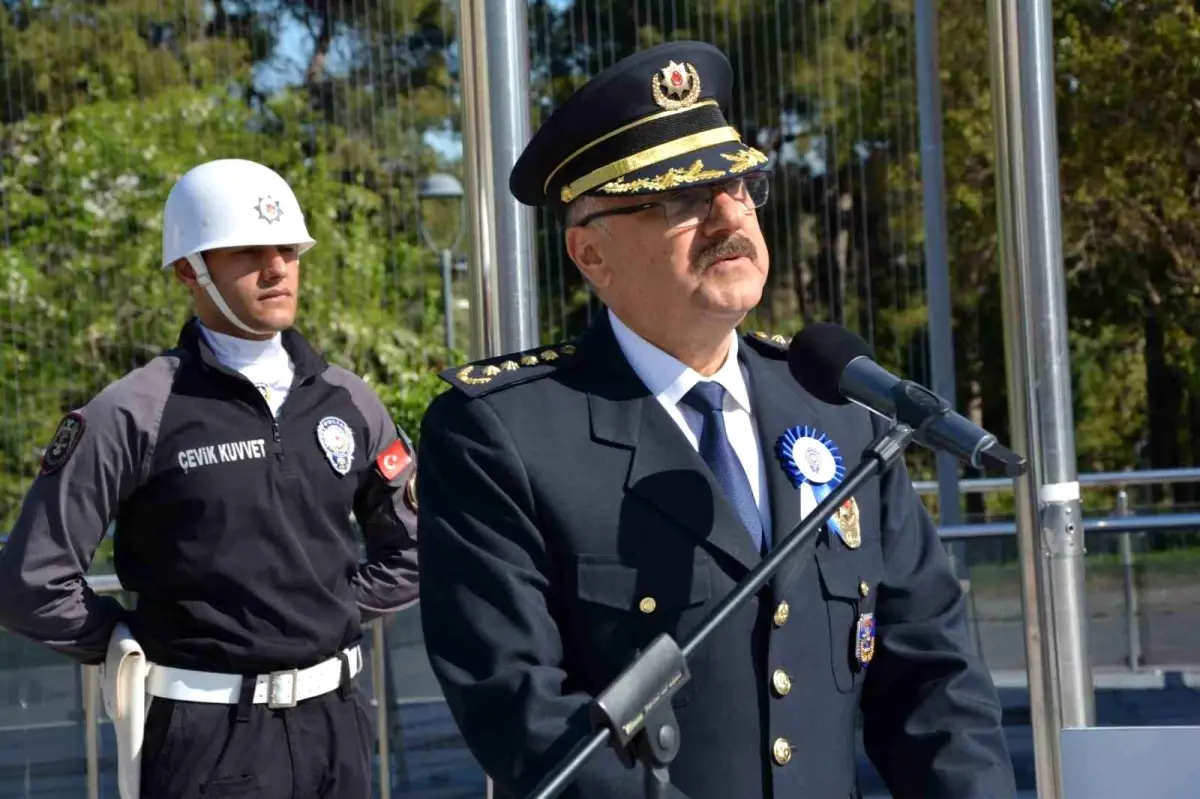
[439,340,579,398]
[743,330,791,358]
[41,412,86,475]
[376,437,412,481]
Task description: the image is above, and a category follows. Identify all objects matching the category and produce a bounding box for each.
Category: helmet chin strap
[185,253,272,338]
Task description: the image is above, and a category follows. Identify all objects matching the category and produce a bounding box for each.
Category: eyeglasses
[573,172,771,231]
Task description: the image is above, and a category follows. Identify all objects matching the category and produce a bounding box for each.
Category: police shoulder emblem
[316,416,355,476]
[440,340,578,398]
[742,330,790,359]
[856,612,876,669]
[41,412,86,475]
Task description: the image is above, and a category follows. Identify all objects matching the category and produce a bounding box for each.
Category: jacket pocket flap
[576,554,710,612]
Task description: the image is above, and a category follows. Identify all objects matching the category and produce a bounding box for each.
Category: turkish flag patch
[375,438,411,481]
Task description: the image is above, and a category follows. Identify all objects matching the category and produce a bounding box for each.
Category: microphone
[787,323,1028,477]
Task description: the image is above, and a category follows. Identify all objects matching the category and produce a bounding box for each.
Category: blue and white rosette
[774,425,849,543]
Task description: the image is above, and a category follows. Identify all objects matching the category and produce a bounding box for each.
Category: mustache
[696,234,758,271]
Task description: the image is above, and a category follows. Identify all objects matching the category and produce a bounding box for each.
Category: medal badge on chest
[775,425,859,549]
[316,416,355,476]
[856,612,876,668]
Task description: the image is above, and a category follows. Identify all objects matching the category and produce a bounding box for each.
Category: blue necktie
[680,381,768,553]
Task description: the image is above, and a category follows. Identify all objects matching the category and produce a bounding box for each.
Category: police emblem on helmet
[316,416,355,476]
[255,195,284,224]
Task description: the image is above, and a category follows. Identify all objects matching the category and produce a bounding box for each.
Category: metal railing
[6,467,1200,548]
[912,465,1200,495]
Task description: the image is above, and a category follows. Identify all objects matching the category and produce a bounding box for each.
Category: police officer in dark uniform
[0,158,419,798]
[415,42,1015,799]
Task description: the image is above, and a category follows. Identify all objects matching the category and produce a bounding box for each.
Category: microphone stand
[525,422,917,799]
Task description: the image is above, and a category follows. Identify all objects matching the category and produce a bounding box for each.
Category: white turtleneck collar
[199,321,295,416]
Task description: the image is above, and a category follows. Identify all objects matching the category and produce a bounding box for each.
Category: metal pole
[1018,0,1093,731]
[986,1,1094,797]
[913,0,968,601]
[372,619,392,799]
[1115,489,1142,671]
[442,248,456,351]
[457,6,535,795]
[458,0,499,360]
[83,665,99,799]
[458,0,539,359]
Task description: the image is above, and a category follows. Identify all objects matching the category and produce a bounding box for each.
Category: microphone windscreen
[787,323,875,405]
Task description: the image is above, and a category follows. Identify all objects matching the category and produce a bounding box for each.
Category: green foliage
[0,83,457,531]
[4,0,1200,548]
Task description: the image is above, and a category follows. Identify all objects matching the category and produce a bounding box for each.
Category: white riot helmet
[162,158,316,336]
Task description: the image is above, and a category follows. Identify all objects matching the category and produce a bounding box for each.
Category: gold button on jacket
[771,669,792,696]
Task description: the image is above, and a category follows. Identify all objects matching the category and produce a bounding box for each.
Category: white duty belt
[101,623,363,799]
[145,644,363,708]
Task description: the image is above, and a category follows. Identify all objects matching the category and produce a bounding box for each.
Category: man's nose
[702,190,747,236]
[260,248,289,277]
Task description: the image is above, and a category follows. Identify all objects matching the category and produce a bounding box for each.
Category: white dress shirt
[199,322,295,417]
[608,309,773,537]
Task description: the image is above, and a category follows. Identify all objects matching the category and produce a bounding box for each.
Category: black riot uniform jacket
[0,317,419,675]
[416,312,1015,799]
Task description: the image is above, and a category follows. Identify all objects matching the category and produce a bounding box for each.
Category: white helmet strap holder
[184,252,271,337]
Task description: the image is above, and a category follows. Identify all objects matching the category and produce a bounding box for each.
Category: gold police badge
[834,497,861,549]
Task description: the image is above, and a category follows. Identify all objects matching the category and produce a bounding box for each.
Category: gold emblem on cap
[652,60,702,110]
[520,355,539,366]
[722,147,769,174]
[639,597,657,614]
[835,497,862,549]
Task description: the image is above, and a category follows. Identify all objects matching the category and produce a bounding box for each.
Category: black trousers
[139,679,375,798]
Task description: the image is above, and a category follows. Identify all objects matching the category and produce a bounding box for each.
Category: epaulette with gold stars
[438,340,579,397]
[742,330,791,358]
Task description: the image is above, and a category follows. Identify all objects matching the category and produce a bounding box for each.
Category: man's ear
[566,226,613,291]
[173,259,198,289]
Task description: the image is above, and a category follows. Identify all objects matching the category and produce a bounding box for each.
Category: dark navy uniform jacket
[0,318,419,674]
[416,313,1015,799]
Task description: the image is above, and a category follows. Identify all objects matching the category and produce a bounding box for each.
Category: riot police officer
[0,158,420,798]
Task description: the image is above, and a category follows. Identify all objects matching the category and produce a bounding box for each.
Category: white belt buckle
[268,669,299,709]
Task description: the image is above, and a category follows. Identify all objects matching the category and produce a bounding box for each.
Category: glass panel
[0,628,89,797]
[381,605,487,798]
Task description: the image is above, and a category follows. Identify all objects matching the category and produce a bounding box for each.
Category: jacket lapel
[583,316,762,573]
[740,345,827,589]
